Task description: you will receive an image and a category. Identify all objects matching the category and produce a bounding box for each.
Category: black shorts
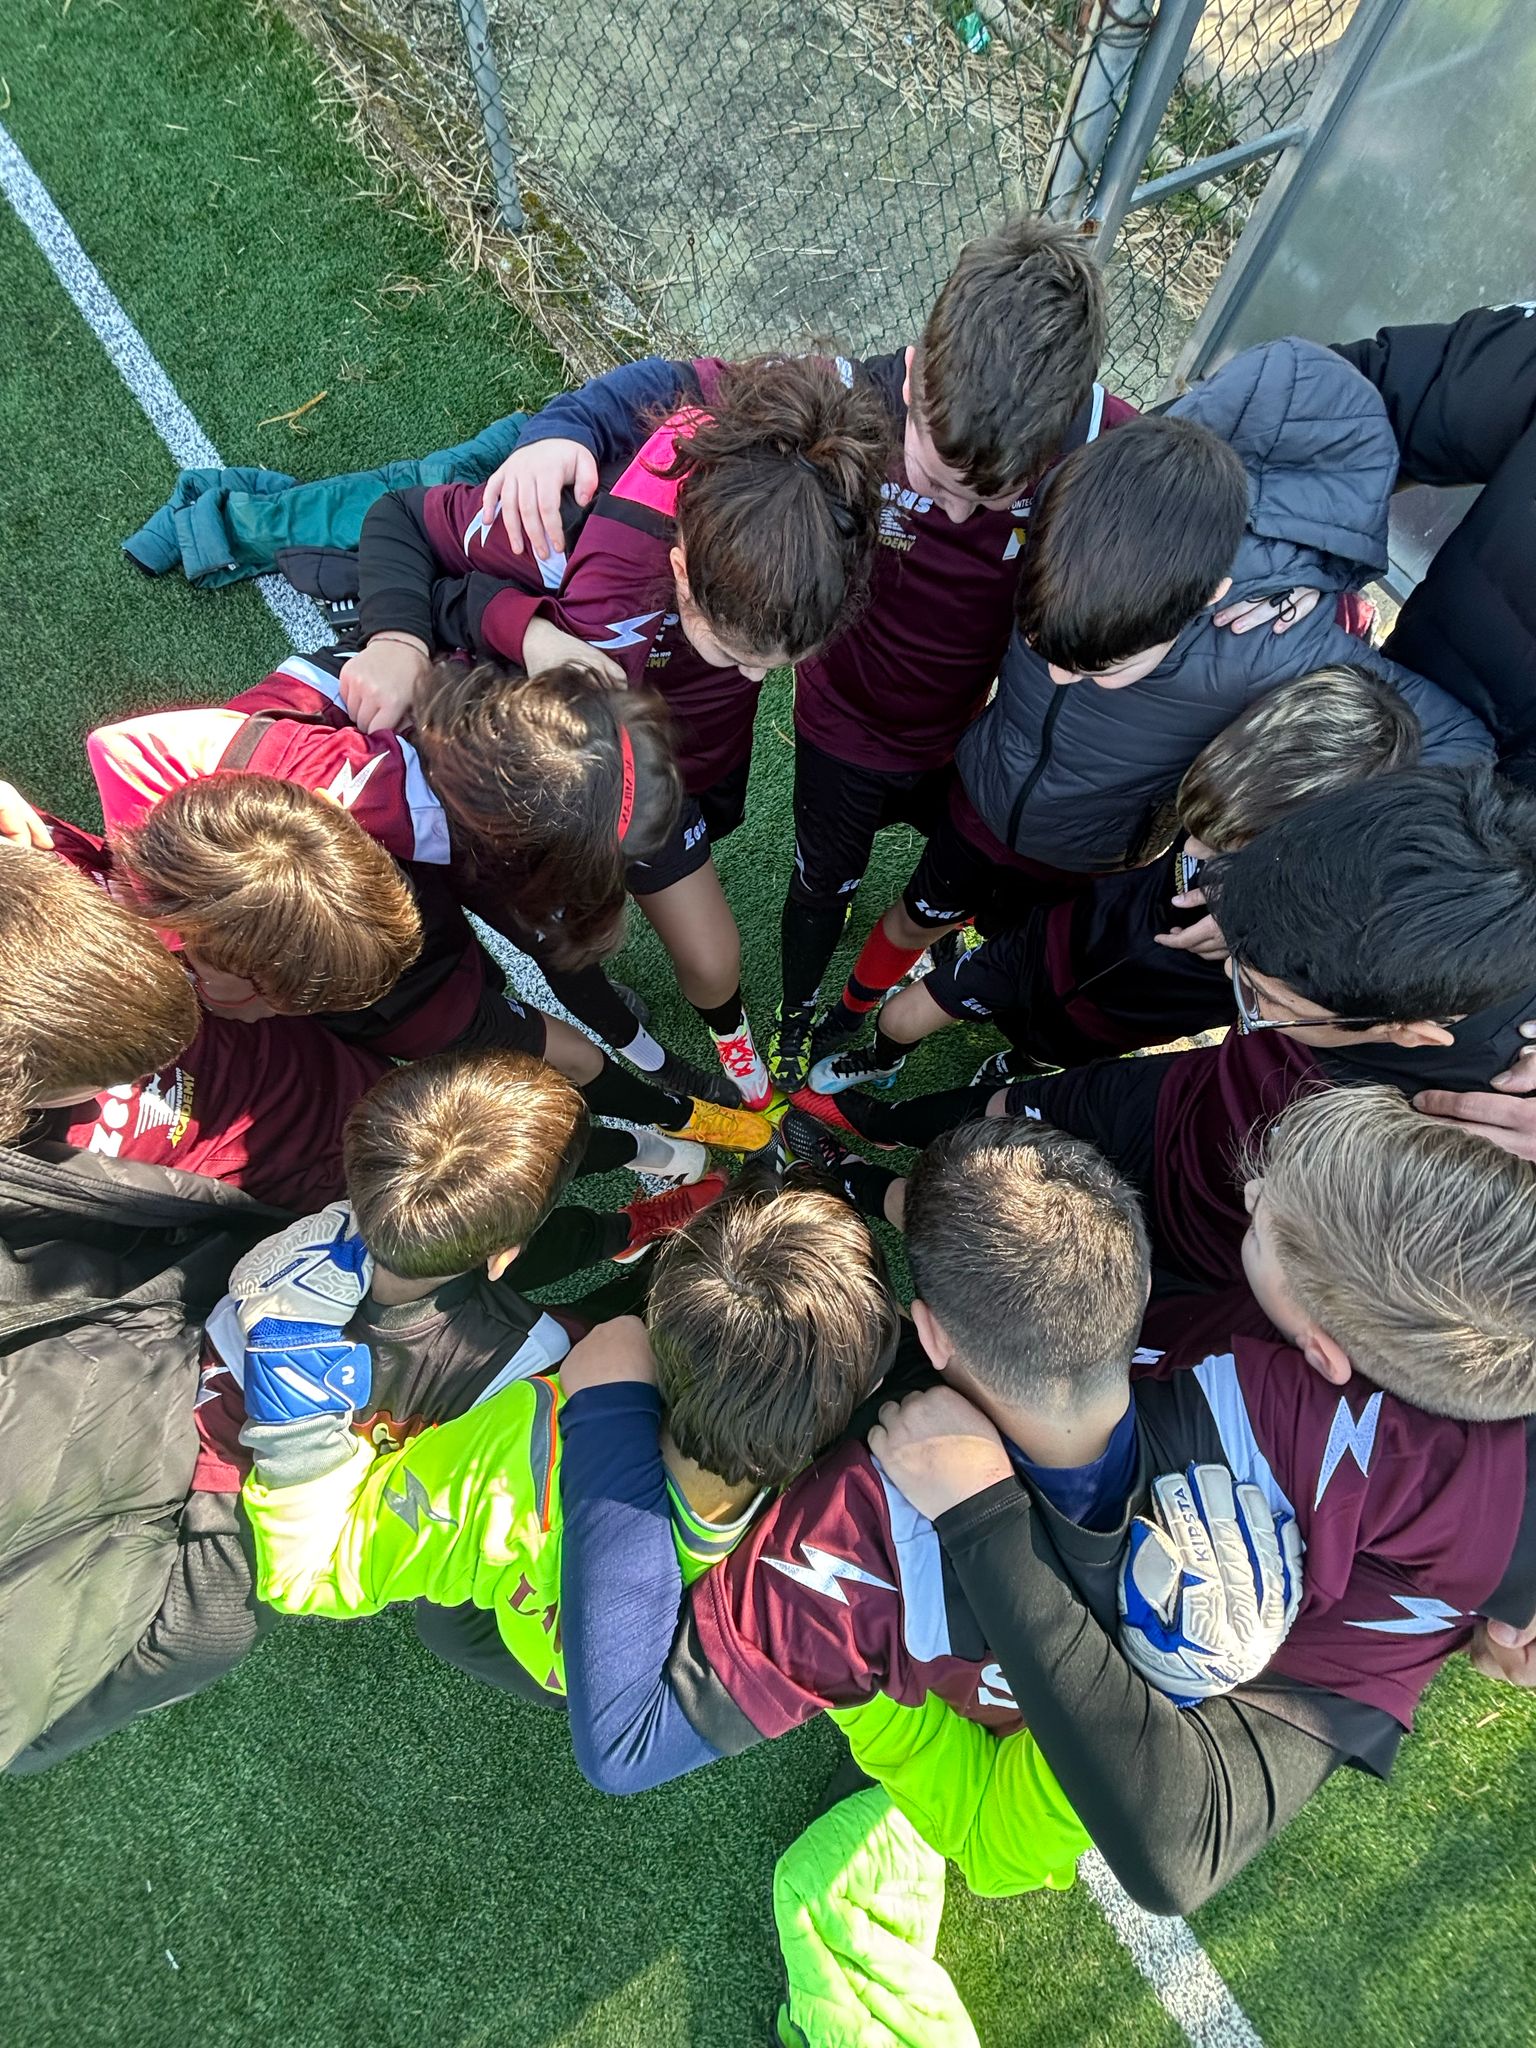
[925,921,1049,1025]
[901,791,1084,933]
[788,738,949,909]
[626,757,752,897]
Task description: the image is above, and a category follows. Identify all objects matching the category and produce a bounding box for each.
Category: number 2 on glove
[1117,1463,1304,1707]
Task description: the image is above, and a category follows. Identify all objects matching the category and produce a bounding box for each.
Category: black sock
[780,897,851,1013]
[842,1157,898,1222]
[580,1055,691,1129]
[575,1123,640,1178]
[542,960,646,1053]
[839,1080,994,1149]
[871,1024,908,1071]
[694,986,746,1036]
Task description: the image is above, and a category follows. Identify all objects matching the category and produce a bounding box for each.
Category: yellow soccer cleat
[665,1098,776,1153]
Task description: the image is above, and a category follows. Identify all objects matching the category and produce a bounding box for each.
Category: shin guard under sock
[780,897,853,1013]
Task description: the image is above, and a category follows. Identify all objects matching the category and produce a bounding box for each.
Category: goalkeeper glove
[1118,1462,1304,1706]
[229,1203,375,1426]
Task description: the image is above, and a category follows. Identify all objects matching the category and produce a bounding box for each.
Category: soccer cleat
[651,1048,743,1109]
[664,1098,776,1153]
[767,998,817,1092]
[711,1019,773,1110]
[970,1046,1058,1088]
[611,1173,728,1265]
[808,1046,905,1096]
[630,1132,710,1185]
[807,1005,863,1067]
[780,1106,858,1179]
[784,1087,899,1153]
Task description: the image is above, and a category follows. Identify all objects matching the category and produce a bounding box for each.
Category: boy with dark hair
[442,214,1131,1092]
[558,1101,1536,1934]
[817,764,1536,1292]
[805,335,1492,1064]
[233,1135,898,1705]
[807,663,1419,1095]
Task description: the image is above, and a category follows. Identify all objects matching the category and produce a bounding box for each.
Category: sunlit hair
[647,1178,899,1488]
[905,1118,1149,1408]
[913,211,1105,496]
[0,845,198,1142]
[1176,665,1421,851]
[1253,1084,1536,1422]
[416,658,682,969]
[344,1051,587,1278]
[111,774,423,1014]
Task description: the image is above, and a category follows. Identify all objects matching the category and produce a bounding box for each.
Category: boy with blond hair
[230,1066,897,1704]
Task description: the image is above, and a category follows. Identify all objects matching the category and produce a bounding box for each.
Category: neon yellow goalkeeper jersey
[244,1375,756,1697]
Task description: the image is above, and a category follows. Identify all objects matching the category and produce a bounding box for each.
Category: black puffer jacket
[0,1146,277,1767]
[957,337,1493,872]
[1335,302,1536,784]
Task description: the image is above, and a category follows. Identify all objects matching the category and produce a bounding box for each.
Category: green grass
[0,3,1533,2044]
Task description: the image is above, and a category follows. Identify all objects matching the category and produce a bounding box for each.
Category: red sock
[840,925,927,1014]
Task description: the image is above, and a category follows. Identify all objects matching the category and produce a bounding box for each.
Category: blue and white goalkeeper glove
[1118,1463,1304,1706]
[229,1203,375,1426]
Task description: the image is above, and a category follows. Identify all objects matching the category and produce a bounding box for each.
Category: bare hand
[522,615,625,686]
[1155,884,1228,961]
[339,634,431,735]
[0,782,53,850]
[1469,1614,1536,1687]
[867,1385,1014,1520]
[1413,1087,1536,1162]
[1213,588,1322,637]
[480,438,597,562]
[558,1314,658,1396]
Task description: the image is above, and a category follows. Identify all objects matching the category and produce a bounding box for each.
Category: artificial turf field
[0,3,1533,2042]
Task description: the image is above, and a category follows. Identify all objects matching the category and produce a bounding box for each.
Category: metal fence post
[455,0,524,233]
[1084,0,1207,258]
[1037,0,1159,221]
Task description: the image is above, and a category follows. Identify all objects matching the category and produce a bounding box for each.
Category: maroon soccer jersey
[1131,1333,1534,1730]
[90,656,453,868]
[794,359,1137,773]
[422,406,762,795]
[668,1306,1534,1771]
[51,1011,384,1212]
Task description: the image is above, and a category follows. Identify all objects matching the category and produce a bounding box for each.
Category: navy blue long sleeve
[516,358,694,466]
[559,1382,720,1793]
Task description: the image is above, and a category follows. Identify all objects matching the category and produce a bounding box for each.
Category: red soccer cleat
[783,1087,900,1153]
[611,1172,729,1265]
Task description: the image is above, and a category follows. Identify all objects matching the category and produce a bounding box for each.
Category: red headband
[616,726,637,845]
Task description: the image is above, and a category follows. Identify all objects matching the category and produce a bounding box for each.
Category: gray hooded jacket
[956,337,1493,871]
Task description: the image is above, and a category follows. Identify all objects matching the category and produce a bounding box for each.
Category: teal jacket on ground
[122,413,527,588]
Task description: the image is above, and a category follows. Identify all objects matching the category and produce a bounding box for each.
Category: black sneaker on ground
[651,1049,743,1108]
[767,998,816,1091]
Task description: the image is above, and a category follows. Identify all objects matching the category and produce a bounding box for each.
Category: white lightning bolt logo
[1345,1596,1462,1635]
[593,610,664,650]
[1314,1391,1383,1506]
[324,755,384,811]
[765,1544,896,1604]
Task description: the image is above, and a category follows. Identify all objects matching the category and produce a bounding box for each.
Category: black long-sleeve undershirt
[936,1480,1348,1916]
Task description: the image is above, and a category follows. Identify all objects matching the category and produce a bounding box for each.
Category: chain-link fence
[276,0,1359,399]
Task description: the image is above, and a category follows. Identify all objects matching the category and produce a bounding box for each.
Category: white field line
[0,117,573,1033]
[1081,1850,1264,2048]
[3,115,1264,2043]
[0,119,330,650]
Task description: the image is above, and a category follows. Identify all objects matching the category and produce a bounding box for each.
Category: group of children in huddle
[6,215,1536,2047]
